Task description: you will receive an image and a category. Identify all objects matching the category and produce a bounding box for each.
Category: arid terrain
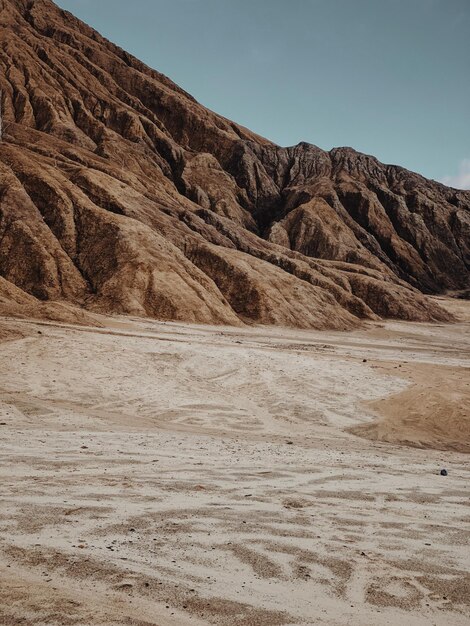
[1,0,469,624]
[0,0,469,330]
[1,298,469,626]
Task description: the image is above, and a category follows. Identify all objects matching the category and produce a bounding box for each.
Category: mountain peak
[0,0,468,327]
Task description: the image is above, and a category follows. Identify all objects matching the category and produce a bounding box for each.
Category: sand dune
[352,362,470,453]
[0,302,469,625]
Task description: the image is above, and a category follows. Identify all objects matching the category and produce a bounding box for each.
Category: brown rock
[0,0,468,328]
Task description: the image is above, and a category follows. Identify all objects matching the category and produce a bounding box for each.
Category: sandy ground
[0,300,469,625]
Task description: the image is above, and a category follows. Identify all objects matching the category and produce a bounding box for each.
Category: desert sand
[0,299,469,625]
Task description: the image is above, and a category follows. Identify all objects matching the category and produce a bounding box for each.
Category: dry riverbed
[0,300,469,625]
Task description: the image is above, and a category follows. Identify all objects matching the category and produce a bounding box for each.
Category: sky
[55,0,470,187]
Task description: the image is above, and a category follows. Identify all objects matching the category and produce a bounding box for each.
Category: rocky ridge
[0,0,469,328]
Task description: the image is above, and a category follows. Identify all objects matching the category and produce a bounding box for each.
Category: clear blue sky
[56,0,470,187]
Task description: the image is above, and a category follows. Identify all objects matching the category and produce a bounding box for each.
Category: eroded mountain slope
[0,0,468,328]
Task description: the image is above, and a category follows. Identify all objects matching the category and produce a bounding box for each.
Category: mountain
[0,0,469,329]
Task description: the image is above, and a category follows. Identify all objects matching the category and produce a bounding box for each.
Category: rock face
[0,0,468,328]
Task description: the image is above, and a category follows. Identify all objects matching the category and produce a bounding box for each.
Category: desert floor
[0,298,469,625]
